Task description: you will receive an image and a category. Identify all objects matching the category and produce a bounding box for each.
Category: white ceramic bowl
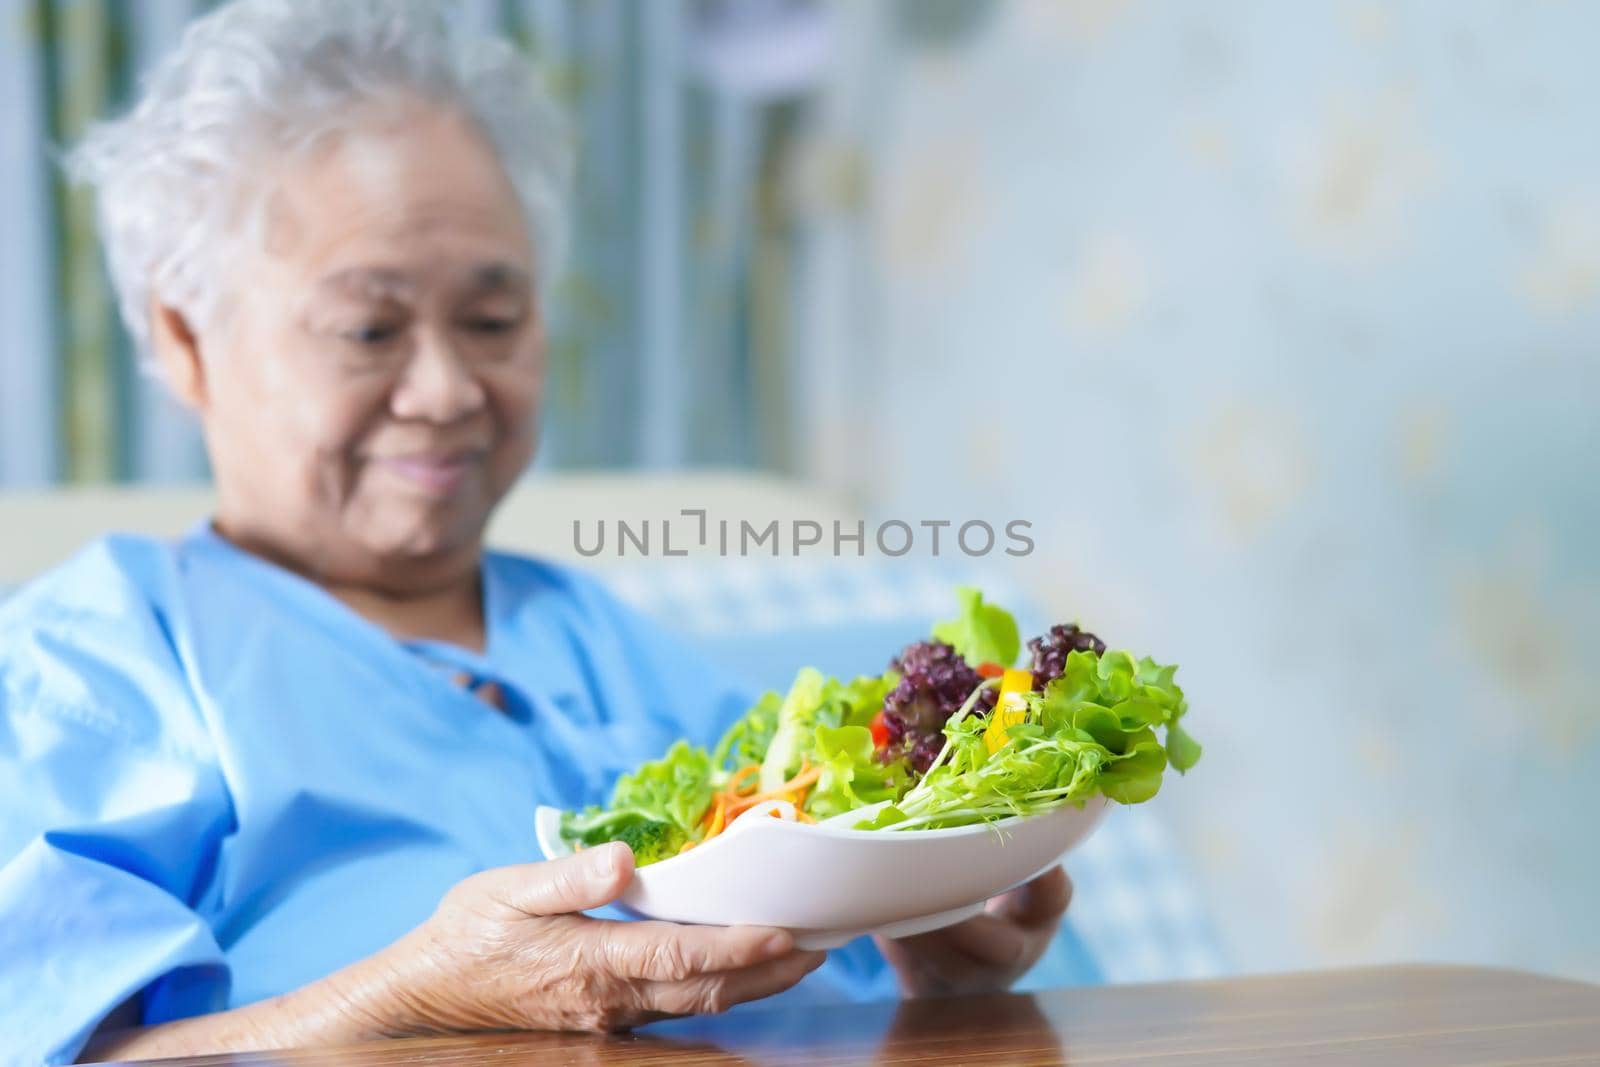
[534,797,1109,949]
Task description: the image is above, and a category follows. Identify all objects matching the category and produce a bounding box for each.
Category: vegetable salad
[560,588,1200,865]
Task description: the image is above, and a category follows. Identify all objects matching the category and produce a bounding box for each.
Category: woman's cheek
[319,401,394,510]
[495,407,539,490]
[490,369,541,465]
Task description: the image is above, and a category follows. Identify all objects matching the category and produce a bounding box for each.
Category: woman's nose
[389,331,487,422]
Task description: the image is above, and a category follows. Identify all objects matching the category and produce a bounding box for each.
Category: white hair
[69,0,573,368]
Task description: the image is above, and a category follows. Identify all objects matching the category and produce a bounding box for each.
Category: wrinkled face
[199,104,541,583]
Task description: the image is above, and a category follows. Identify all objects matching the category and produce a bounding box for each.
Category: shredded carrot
[705,796,727,838]
[726,764,761,794]
[694,765,762,834]
[724,763,824,819]
[692,761,824,844]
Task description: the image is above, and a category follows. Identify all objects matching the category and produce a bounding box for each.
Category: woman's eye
[342,323,400,345]
[462,317,518,335]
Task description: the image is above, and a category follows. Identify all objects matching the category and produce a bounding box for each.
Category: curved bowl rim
[537,795,1110,872]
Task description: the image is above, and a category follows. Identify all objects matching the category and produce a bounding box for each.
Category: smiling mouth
[377,453,482,495]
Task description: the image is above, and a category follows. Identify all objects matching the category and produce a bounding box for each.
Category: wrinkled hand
[362,843,824,1034]
[875,867,1071,998]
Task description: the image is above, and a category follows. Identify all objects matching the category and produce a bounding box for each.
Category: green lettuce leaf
[604,739,716,833]
[932,586,1021,667]
[807,723,905,819]
[757,667,900,792]
[1094,735,1168,803]
[858,646,1200,830]
[759,667,830,792]
[1165,721,1203,773]
[561,738,718,851]
[711,690,782,771]
[832,670,900,730]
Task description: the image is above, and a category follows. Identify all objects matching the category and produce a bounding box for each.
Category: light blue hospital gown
[0,525,1099,1064]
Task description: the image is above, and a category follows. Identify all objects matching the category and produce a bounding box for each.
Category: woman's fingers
[639,950,827,1018]
[875,872,1074,997]
[597,921,796,981]
[476,844,635,917]
[877,913,1027,988]
[987,866,1072,929]
[417,858,832,1034]
[911,912,1030,968]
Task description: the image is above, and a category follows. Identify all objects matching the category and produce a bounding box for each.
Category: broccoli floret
[564,808,687,867]
[611,818,687,866]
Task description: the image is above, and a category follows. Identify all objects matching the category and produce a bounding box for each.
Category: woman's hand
[83,845,823,1061]
[361,842,824,1034]
[874,866,1071,998]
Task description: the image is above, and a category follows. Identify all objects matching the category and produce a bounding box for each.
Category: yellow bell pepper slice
[983,667,1034,754]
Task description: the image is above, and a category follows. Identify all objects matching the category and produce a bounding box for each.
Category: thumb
[484,843,635,917]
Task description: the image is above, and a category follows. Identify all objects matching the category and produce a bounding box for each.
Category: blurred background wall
[3,0,1597,983]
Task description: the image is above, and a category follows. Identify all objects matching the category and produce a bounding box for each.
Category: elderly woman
[0,3,1075,1063]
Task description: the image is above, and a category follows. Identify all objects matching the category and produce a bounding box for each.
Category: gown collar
[176,520,567,714]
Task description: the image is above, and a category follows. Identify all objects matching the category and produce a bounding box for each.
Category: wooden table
[91,965,1600,1066]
